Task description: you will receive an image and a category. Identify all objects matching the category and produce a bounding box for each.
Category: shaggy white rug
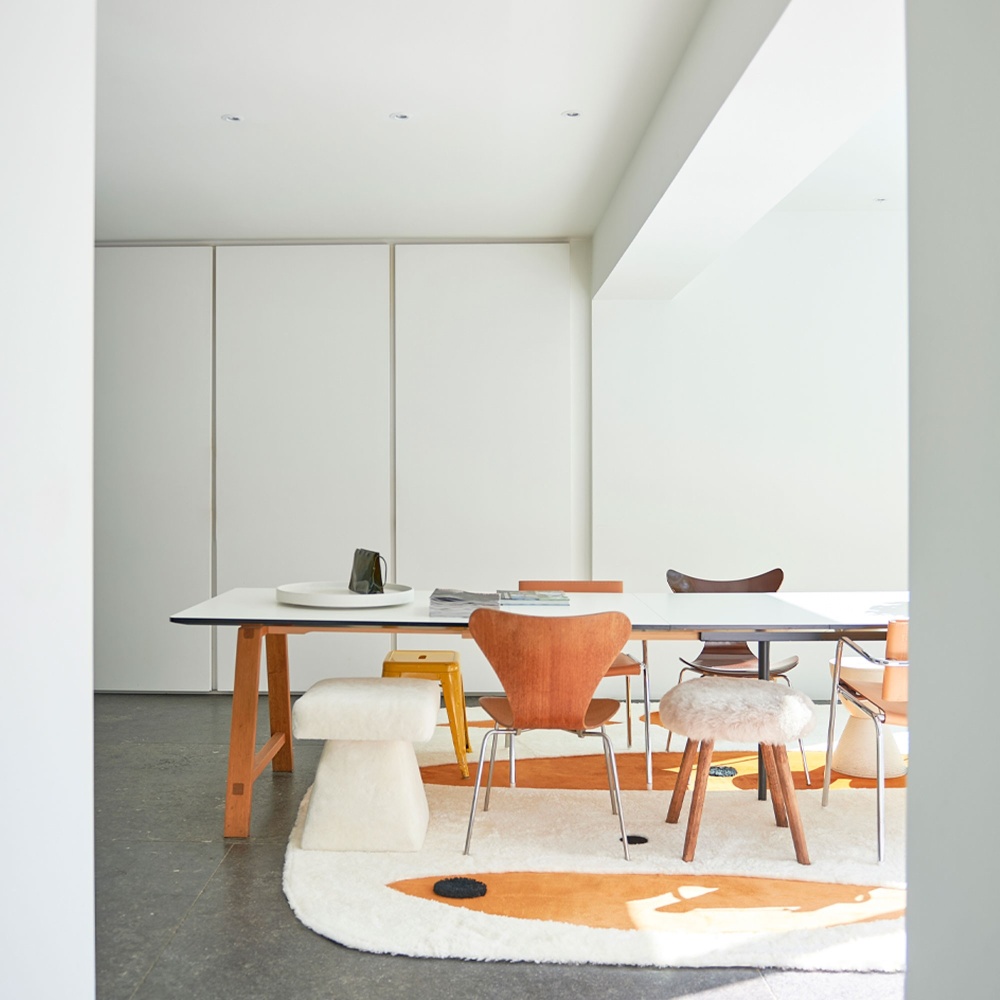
[283,709,906,970]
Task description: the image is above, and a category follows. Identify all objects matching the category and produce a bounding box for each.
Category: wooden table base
[223,626,294,838]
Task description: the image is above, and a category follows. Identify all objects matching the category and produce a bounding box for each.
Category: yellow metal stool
[382,650,472,778]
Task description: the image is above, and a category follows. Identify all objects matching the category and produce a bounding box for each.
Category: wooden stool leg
[682,739,715,862]
[760,743,788,828]
[666,738,699,824]
[440,669,470,778]
[773,744,811,865]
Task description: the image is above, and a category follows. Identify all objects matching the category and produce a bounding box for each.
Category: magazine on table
[428,588,500,617]
[497,590,570,605]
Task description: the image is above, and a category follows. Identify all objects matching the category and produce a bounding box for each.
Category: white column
[906,1,1000,995]
[0,2,96,997]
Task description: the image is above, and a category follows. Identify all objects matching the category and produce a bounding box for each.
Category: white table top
[171,588,908,636]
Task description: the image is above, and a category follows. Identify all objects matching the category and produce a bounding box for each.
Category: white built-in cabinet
[94,241,582,693]
[214,245,392,692]
[394,243,578,691]
[94,247,213,690]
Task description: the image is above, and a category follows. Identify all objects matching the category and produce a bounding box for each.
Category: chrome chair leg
[822,639,844,807]
[602,727,630,861]
[465,728,502,854]
[594,730,618,815]
[641,641,652,790]
[484,727,500,810]
[874,715,885,863]
[624,674,633,746]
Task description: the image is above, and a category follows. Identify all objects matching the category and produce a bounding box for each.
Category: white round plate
[275,582,414,609]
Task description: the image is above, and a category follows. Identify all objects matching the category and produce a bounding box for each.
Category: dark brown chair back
[666,568,785,664]
[666,568,784,594]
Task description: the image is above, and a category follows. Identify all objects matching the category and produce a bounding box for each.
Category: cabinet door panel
[215,245,391,691]
[394,244,574,691]
[95,247,213,690]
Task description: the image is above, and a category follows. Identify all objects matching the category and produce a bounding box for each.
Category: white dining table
[171,588,908,837]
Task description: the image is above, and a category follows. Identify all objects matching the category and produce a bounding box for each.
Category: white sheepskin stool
[292,677,439,852]
[659,677,817,865]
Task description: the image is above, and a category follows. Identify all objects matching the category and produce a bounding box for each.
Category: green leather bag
[348,548,387,595]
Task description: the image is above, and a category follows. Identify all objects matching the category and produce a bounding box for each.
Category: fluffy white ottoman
[292,677,439,852]
[659,677,817,864]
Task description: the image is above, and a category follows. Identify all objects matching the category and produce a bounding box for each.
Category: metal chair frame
[822,633,909,862]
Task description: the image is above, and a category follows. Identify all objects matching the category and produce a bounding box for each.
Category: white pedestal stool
[660,677,817,865]
[292,677,439,851]
[828,657,907,779]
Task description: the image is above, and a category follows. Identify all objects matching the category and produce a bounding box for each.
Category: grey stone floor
[95,693,905,1000]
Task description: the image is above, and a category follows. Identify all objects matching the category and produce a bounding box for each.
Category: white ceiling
[595,0,906,299]
[95,0,712,243]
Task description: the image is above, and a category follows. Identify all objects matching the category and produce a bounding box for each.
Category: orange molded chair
[463,608,634,860]
[664,567,809,785]
[822,618,909,862]
[519,579,652,788]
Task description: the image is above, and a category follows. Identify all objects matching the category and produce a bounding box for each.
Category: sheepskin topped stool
[660,678,817,865]
[292,677,439,852]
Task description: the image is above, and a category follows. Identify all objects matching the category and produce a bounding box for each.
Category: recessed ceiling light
[221,114,242,123]
[389,112,410,120]
[561,110,581,118]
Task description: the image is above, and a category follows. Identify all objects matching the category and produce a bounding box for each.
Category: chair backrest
[666,567,785,661]
[468,609,632,730]
[518,579,623,593]
[882,618,909,702]
[666,567,784,594]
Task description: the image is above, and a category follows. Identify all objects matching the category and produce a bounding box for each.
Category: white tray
[275,582,414,609]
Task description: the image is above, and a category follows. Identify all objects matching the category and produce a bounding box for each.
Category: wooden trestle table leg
[265,633,294,772]
[223,625,295,837]
[224,625,264,838]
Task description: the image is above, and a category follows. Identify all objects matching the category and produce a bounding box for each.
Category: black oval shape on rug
[433,877,488,899]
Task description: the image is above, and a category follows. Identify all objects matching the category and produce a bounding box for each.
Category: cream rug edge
[283,781,906,971]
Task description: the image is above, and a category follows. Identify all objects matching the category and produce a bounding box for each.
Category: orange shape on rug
[420,750,906,792]
[389,871,905,934]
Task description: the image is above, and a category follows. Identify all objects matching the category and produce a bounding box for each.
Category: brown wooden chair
[665,567,810,784]
[463,608,634,860]
[519,579,652,788]
[822,618,909,862]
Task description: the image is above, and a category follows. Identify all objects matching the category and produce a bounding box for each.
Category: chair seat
[680,653,798,676]
[604,651,642,677]
[479,695,622,731]
[842,679,908,727]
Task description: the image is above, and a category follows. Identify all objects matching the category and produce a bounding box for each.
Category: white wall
[394,243,587,691]
[215,245,393,692]
[906,1,1000,995]
[95,247,213,690]
[0,2,96,998]
[593,207,908,699]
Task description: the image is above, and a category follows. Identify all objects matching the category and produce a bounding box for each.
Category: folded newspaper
[428,589,500,617]
[429,588,569,616]
[497,590,570,605]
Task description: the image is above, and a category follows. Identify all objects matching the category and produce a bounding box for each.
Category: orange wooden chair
[665,567,810,784]
[822,618,909,861]
[519,579,652,787]
[463,608,634,859]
